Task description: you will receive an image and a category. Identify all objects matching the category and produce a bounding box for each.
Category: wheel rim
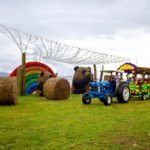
[86,96,91,103]
[143,94,146,100]
[123,87,130,101]
[107,96,111,104]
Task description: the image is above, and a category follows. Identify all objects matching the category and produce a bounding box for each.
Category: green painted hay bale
[0,77,18,105]
[43,77,70,100]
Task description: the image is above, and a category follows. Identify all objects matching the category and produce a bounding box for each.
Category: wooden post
[21,52,26,95]
[17,67,23,96]
[93,64,97,81]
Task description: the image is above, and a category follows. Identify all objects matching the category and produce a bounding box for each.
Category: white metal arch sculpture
[0,24,131,64]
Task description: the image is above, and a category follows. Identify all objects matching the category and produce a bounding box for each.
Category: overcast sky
[0,0,150,76]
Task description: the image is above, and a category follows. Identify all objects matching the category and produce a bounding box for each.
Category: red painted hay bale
[0,77,18,105]
[43,77,70,100]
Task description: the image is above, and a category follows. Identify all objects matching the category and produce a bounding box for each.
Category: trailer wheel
[142,94,147,100]
[82,92,91,104]
[104,94,112,106]
[117,84,130,103]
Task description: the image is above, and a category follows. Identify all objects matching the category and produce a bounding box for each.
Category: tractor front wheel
[104,94,112,106]
[82,92,91,104]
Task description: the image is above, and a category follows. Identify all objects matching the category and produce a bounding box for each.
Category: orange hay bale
[43,77,70,100]
[0,77,18,105]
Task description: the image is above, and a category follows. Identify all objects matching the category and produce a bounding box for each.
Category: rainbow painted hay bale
[0,77,18,105]
[43,77,70,100]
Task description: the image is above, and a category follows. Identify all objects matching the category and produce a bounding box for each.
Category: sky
[0,0,150,76]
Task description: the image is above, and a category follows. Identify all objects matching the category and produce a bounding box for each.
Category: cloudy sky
[0,0,150,76]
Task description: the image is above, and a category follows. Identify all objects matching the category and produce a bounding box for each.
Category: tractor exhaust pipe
[100,65,104,82]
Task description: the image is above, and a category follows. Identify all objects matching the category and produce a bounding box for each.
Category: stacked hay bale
[0,77,18,105]
[43,77,70,100]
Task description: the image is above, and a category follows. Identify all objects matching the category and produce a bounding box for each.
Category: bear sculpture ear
[74,66,79,71]
[40,71,44,77]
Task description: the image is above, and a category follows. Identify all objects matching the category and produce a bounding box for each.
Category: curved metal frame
[0,24,131,64]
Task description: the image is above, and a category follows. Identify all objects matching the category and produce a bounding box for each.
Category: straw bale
[43,77,70,100]
[0,77,18,105]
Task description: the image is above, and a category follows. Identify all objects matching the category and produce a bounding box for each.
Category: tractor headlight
[98,86,100,92]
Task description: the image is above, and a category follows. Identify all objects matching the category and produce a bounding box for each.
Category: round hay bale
[0,77,18,105]
[43,77,70,100]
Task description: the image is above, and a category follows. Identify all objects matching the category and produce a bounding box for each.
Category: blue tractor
[82,70,130,106]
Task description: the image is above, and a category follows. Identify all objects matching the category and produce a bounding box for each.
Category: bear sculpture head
[72,66,93,94]
[36,71,53,96]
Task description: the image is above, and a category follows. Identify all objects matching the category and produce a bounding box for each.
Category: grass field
[0,95,150,150]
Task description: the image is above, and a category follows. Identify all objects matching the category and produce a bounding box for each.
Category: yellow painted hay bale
[43,77,70,100]
[0,77,18,105]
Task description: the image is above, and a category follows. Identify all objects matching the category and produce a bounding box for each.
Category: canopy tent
[118,63,150,74]
[0,24,131,65]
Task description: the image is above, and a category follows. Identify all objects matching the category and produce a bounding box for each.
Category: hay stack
[0,77,18,105]
[43,77,70,100]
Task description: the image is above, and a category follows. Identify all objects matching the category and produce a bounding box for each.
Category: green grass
[0,95,150,150]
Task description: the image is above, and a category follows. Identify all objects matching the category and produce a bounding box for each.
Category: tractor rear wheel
[104,94,112,106]
[117,84,130,103]
[82,92,91,104]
